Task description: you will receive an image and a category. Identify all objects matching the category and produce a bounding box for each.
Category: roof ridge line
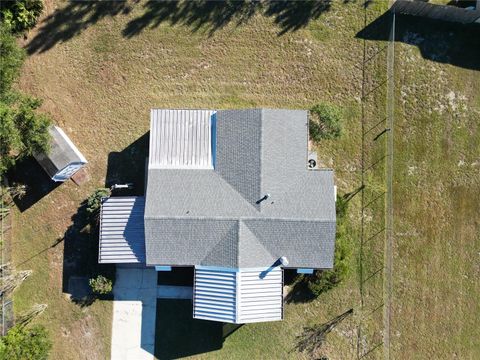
[238,220,275,267]
[259,108,265,208]
[144,215,335,222]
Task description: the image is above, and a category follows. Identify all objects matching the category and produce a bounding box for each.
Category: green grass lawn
[390,16,480,358]
[10,0,479,359]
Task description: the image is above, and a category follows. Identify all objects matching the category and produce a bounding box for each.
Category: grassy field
[390,15,480,358]
[9,0,479,359]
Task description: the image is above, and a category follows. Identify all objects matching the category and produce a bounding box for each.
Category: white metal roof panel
[99,197,146,264]
[193,267,283,324]
[149,109,215,169]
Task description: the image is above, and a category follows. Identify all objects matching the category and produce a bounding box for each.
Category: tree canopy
[0,0,44,34]
[0,324,52,360]
[0,25,52,174]
[0,25,26,96]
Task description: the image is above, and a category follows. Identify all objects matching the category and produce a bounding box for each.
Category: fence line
[383,11,396,360]
[356,2,368,357]
[358,2,396,359]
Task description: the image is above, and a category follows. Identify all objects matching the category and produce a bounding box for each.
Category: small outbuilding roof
[34,126,87,178]
[391,1,480,24]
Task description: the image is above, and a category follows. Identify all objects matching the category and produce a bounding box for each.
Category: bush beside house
[89,275,113,295]
[288,194,352,300]
[309,103,342,141]
[86,187,110,221]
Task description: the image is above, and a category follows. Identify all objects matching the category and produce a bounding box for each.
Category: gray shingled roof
[145,109,336,269]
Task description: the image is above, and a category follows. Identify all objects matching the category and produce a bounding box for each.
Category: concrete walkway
[111,265,157,360]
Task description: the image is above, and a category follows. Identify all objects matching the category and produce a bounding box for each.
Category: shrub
[309,103,342,141]
[89,275,113,295]
[0,324,52,360]
[86,188,110,218]
[1,0,44,34]
[307,232,351,297]
[306,194,351,297]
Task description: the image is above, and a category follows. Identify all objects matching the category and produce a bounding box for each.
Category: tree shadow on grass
[123,0,340,38]
[356,10,480,71]
[26,0,132,54]
[26,0,350,54]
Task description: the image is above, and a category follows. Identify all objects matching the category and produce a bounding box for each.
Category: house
[34,126,88,182]
[99,109,336,324]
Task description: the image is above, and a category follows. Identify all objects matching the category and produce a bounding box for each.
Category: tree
[0,0,44,34]
[0,26,52,174]
[12,96,51,156]
[0,25,26,97]
[0,324,51,360]
[309,103,342,141]
[0,96,52,174]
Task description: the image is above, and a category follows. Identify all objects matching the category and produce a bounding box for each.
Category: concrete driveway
[111,265,157,360]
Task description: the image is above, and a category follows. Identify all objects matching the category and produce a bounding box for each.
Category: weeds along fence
[357,2,395,359]
[1,183,15,336]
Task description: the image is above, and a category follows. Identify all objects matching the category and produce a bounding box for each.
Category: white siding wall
[193,268,236,323]
[237,268,283,323]
[193,267,283,324]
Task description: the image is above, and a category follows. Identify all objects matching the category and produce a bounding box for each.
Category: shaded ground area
[25,1,131,54]
[106,132,149,195]
[123,0,335,37]
[26,0,341,54]
[61,199,115,302]
[7,157,61,212]
[357,10,480,70]
[157,267,193,286]
[155,300,223,359]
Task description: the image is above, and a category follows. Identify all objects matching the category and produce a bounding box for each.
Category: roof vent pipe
[256,193,271,204]
[279,256,289,266]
